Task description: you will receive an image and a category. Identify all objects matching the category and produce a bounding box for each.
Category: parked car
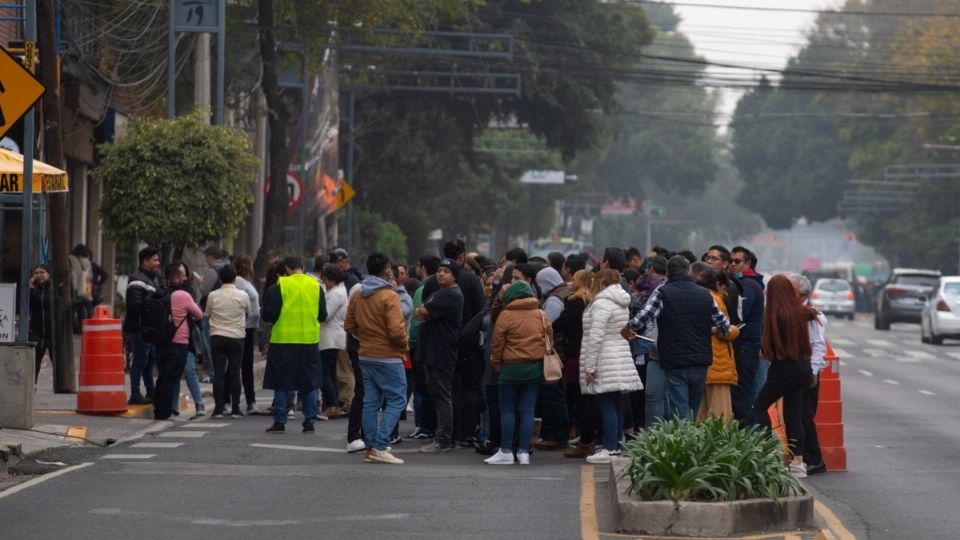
[811,278,855,320]
[921,276,960,345]
[874,268,941,330]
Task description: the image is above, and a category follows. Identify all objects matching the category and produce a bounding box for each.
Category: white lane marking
[895,357,922,363]
[100,454,157,460]
[868,339,894,347]
[131,442,183,449]
[830,338,855,346]
[905,350,937,359]
[858,369,874,377]
[947,352,960,361]
[0,462,94,500]
[182,423,229,428]
[838,360,847,367]
[832,348,852,359]
[918,390,936,396]
[863,349,891,358]
[882,379,901,385]
[159,431,207,438]
[249,443,343,453]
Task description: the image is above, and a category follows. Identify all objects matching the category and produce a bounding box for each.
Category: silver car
[921,277,960,345]
[811,278,855,320]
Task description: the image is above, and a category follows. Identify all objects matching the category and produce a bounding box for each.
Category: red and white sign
[264,170,303,211]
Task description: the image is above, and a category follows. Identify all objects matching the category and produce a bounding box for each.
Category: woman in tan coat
[694,267,740,423]
[485,280,552,466]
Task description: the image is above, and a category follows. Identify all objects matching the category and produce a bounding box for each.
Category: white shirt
[205,283,250,339]
[319,282,348,351]
[809,312,828,375]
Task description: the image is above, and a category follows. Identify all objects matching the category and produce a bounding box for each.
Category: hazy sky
[673,0,828,124]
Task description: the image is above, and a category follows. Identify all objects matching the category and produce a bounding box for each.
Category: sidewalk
[0,340,267,472]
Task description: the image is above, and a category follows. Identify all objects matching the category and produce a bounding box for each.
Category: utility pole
[38,0,75,393]
[194,33,211,120]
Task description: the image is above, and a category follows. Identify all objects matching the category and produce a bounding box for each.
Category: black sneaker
[265,423,285,433]
[128,395,151,405]
[231,409,244,419]
[389,435,402,445]
[806,461,827,475]
[212,408,224,419]
[412,430,434,440]
[302,424,315,433]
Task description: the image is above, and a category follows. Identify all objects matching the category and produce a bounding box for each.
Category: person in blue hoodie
[730,246,766,425]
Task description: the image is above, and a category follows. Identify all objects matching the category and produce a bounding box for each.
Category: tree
[94,110,257,256]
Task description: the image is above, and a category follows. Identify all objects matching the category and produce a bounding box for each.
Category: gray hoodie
[361,275,414,324]
[536,267,566,323]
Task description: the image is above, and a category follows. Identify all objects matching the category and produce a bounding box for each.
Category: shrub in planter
[621,416,802,503]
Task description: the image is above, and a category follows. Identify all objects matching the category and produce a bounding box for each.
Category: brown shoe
[322,407,340,419]
[564,443,594,459]
[533,439,562,451]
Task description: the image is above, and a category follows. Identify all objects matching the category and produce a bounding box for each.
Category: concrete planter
[609,457,814,537]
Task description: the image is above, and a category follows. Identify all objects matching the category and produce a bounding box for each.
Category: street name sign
[0,46,46,140]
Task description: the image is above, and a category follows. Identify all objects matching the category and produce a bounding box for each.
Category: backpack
[140,288,187,346]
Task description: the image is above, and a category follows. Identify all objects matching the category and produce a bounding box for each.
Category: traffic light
[649,206,666,217]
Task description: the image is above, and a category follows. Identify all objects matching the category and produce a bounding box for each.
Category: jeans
[320,349,341,410]
[176,351,203,406]
[665,366,708,421]
[484,384,501,447]
[802,380,823,466]
[644,359,668,428]
[755,359,770,395]
[360,360,408,451]
[454,348,484,441]
[732,349,760,425]
[273,388,318,426]
[425,363,455,447]
[154,344,188,420]
[539,380,569,443]
[211,335,243,413]
[125,331,156,398]
[755,359,811,457]
[498,382,541,453]
[242,328,257,407]
[596,392,625,451]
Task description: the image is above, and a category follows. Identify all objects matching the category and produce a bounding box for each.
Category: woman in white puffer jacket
[580,269,644,464]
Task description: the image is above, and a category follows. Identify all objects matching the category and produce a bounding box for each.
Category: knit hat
[503,280,533,305]
[438,258,460,280]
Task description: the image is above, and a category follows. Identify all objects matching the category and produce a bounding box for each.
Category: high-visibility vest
[270,273,321,344]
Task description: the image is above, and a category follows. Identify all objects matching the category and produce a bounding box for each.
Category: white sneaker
[789,461,808,479]
[365,448,404,464]
[483,449,515,465]
[586,449,612,464]
[346,439,367,453]
[517,451,531,465]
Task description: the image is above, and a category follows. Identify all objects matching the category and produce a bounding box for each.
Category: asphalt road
[804,315,960,539]
[0,404,583,540]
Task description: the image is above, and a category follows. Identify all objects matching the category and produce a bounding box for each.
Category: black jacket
[657,276,714,370]
[123,268,160,332]
[29,282,53,342]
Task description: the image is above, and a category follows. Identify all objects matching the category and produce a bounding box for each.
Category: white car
[921,277,960,345]
[811,278,855,320]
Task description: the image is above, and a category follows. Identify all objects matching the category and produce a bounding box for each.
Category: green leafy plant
[620,416,802,503]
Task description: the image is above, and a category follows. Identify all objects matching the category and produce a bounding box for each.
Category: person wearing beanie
[416,258,464,453]
[485,280,552,465]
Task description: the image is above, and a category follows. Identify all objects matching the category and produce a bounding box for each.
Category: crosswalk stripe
[919,389,936,396]
[882,379,900,385]
[863,349,891,358]
[830,338,855,346]
[905,350,936,359]
[858,369,874,377]
[182,423,230,428]
[100,454,156,459]
[947,352,960,361]
[867,339,894,347]
[130,442,183,449]
[159,431,208,438]
[250,443,343,453]
[832,348,851,359]
[895,357,922,363]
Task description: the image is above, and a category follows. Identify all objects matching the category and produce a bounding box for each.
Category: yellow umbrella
[0,148,69,193]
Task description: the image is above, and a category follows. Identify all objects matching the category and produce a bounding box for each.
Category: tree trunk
[253,0,290,284]
[38,0,75,393]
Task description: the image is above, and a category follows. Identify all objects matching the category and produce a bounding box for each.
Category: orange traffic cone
[77,306,128,414]
[815,341,847,472]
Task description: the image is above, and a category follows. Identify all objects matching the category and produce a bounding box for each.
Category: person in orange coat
[691,264,740,423]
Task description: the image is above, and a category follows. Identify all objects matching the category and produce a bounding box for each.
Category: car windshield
[944,283,960,295]
[894,275,940,288]
[817,280,850,292]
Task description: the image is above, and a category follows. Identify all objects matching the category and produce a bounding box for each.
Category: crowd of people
[108,239,828,476]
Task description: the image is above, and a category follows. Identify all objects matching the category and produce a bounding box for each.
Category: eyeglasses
[731,258,744,264]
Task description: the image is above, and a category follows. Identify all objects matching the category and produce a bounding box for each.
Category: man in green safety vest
[261,256,327,433]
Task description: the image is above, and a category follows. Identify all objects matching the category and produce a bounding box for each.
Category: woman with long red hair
[753,274,818,478]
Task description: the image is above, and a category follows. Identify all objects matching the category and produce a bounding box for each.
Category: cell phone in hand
[736,323,746,330]
[637,335,655,343]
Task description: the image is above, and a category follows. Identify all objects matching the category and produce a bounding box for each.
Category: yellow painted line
[815,500,857,540]
[65,425,87,442]
[34,410,78,415]
[816,529,838,540]
[581,465,600,540]
[783,534,801,540]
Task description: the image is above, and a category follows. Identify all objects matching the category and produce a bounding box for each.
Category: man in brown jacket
[343,252,409,465]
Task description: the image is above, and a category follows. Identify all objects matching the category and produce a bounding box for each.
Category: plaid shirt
[627,288,732,336]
